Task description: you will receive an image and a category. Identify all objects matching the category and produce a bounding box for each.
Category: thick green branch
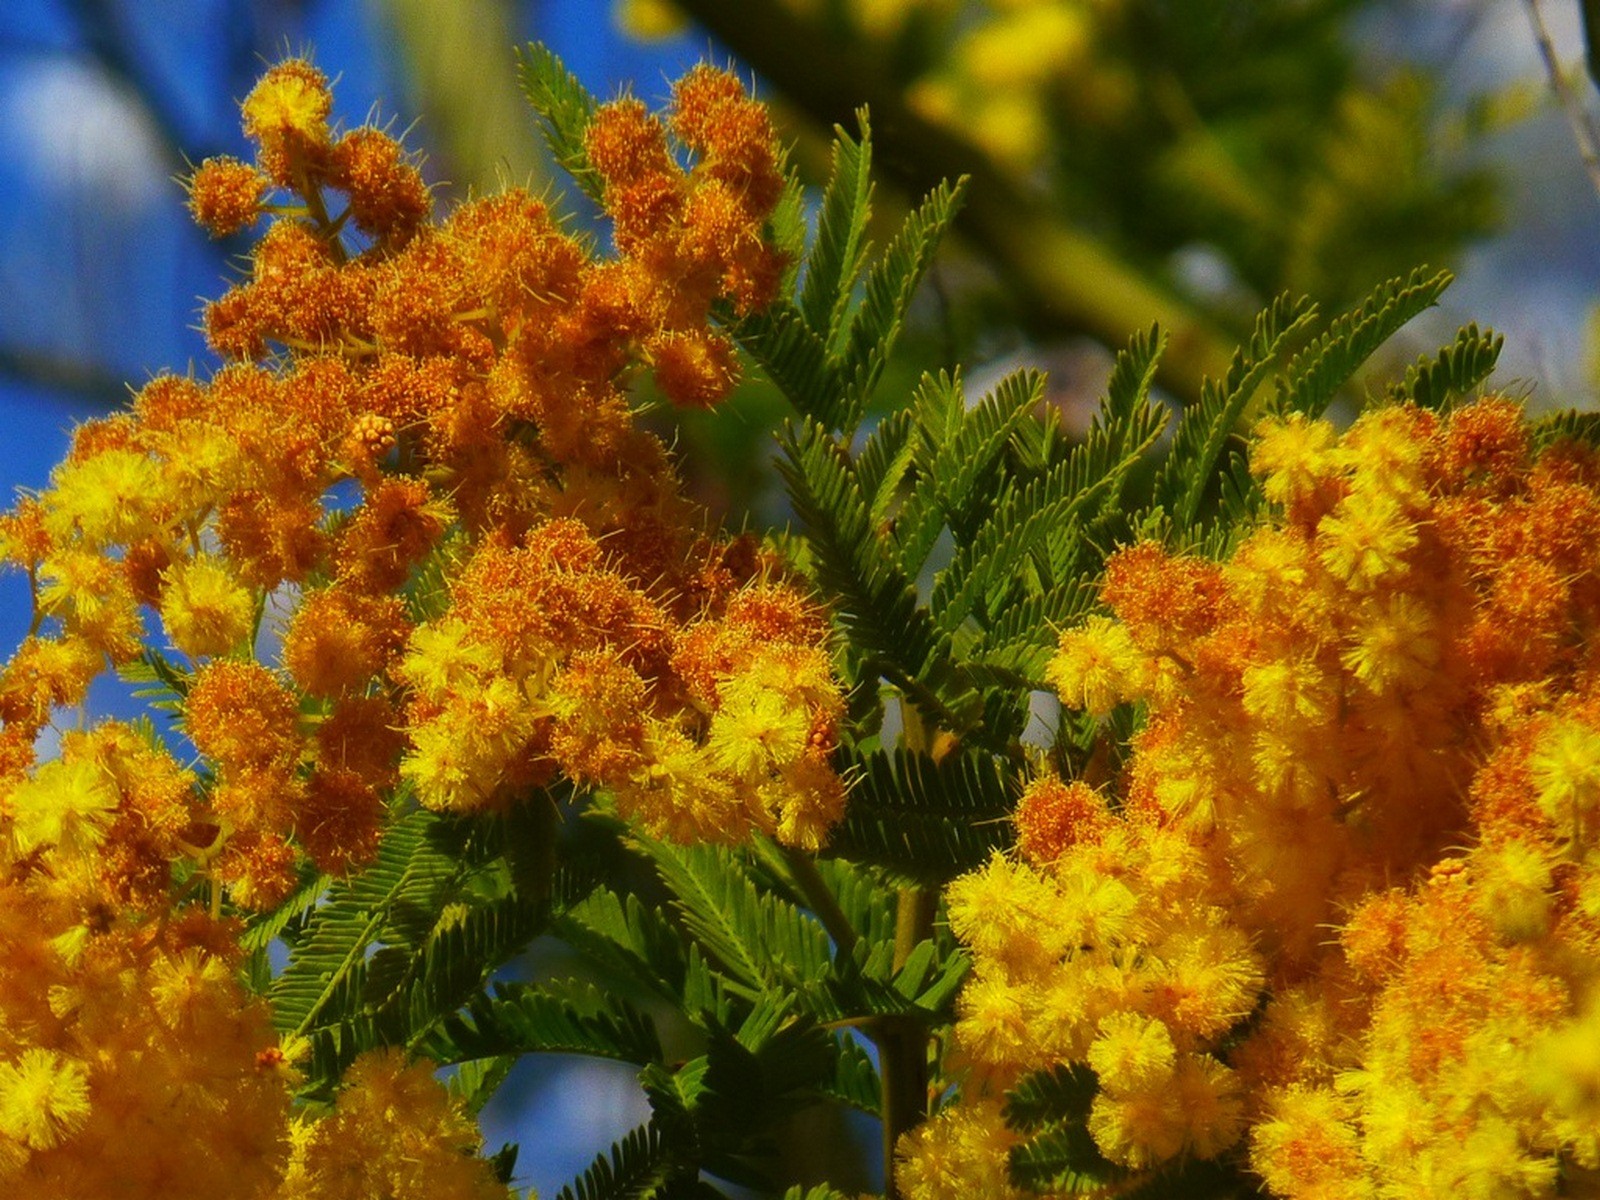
[672,0,1235,402]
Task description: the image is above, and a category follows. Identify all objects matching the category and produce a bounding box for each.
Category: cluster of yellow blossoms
[0,57,843,1194]
[0,714,505,1196]
[902,397,1600,1197]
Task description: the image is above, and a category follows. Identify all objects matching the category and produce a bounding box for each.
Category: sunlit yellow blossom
[0,1049,90,1151]
[7,756,118,857]
[768,750,847,850]
[394,617,500,704]
[1529,1000,1600,1149]
[41,447,162,547]
[1087,1012,1177,1095]
[1251,412,1337,510]
[1316,489,1419,591]
[1046,613,1145,716]
[1336,405,1431,505]
[401,676,537,811]
[1340,592,1439,694]
[160,555,255,659]
[1087,1082,1188,1168]
[895,1098,1026,1200]
[707,673,811,780]
[961,4,1091,89]
[240,59,332,147]
[947,852,1076,972]
[1241,658,1338,728]
[37,548,144,659]
[275,1049,503,1200]
[1250,1086,1371,1199]
[1528,715,1600,840]
[1471,838,1554,942]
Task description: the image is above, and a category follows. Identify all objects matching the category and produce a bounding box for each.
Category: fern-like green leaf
[970,578,1098,684]
[430,979,662,1066]
[1388,322,1503,410]
[768,164,809,284]
[239,864,326,960]
[1277,266,1452,419]
[1004,1063,1098,1130]
[555,1123,677,1200]
[269,805,455,1037]
[895,369,1044,575]
[829,748,1017,883]
[628,837,833,1000]
[733,302,847,427]
[784,1184,861,1200]
[117,647,191,713]
[517,41,604,206]
[777,419,943,687]
[1531,407,1600,451]
[554,886,693,1008]
[835,177,967,432]
[800,115,875,346]
[854,409,917,531]
[1154,292,1318,533]
[1008,1121,1125,1195]
[448,1054,517,1114]
[1067,324,1172,520]
[929,330,1166,640]
[930,499,1077,635]
[815,1032,881,1116]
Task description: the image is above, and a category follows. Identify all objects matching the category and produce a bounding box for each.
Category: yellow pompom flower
[1250,412,1337,510]
[240,59,332,147]
[42,447,162,547]
[1046,614,1145,717]
[895,1098,1026,1200]
[1528,715,1600,841]
[1316,489,1419,592]
[0,1049,91,1152]
[401,675,536,811]
[276,1048,504,1200]
[614,0,687,39]
[706,672,811,781]
[1241,658,1338,728]
[395,617,500,705]
[6,755,118,858]
[37,548,144,660]
[1087,1012,1177,1096]
[1087,1083,1188,1168]
[946,852,1077,972]
[1471,838,1554,942]
[160,555,255,659]
[1250,1086,1372,1199]
[961,4,1091,89]
[1340,592,1439,695]
[1529,1000,1600,1161]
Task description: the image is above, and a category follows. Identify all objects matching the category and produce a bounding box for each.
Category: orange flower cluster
[0,57,843,1193]
[902,397,1600,1197]
[1,56,842,902]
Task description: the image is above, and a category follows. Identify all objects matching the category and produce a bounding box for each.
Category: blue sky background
[2,1,1600,1195]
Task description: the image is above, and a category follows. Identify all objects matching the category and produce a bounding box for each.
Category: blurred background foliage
[1,0,1599,1194]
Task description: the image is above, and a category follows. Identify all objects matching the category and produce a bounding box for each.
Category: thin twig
[1525,0,1600,202]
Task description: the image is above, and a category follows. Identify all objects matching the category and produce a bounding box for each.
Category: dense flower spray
[900,397,1600,1197]
[0,56,843,1194]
